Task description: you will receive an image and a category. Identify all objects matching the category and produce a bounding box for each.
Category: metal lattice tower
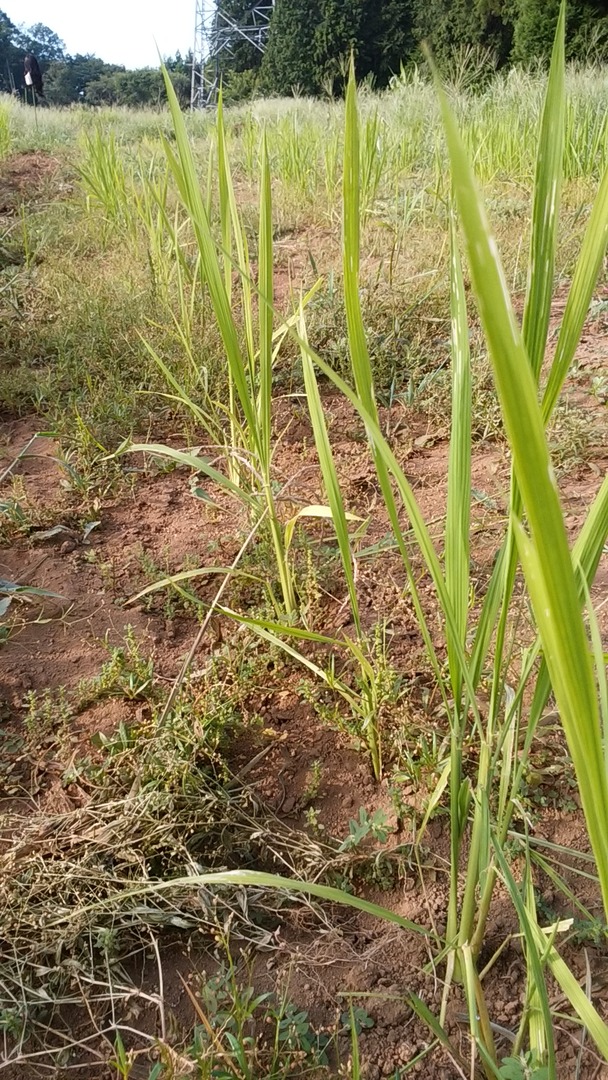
[190,0,274,109]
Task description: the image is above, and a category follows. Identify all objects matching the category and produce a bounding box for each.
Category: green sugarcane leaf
[445,207,471,703]
[521,0,565,381]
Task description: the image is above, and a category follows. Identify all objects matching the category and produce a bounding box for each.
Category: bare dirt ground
[1,151,607,1078]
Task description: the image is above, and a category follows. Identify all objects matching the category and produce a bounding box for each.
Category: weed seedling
[301,759,323,807]
[76,626,155,707]
[338,807,390,852]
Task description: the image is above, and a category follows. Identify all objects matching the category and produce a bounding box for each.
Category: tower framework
[191,0,274,109]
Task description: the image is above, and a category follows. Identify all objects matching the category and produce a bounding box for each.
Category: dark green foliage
[314,0,364,87]
[361,0,417,84]
[262,0,415,95]
[261,0,608,96]
[83,68,191,108]
[512,0,608,62]
[414,0,517,67]
[0,9,24,93]
[261,0,322,95]
[44,56,123,105]
[14,22,66,63]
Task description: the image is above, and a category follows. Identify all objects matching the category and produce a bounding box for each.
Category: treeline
[231,0,608,98]
[0,9,190,106]
[3,1,608,109]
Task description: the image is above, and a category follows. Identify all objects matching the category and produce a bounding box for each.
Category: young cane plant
[339,13,608,1066]
[436,0,608,942]
[129,72,325,616]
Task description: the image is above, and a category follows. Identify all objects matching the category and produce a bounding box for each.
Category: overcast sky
[3,0,195,68]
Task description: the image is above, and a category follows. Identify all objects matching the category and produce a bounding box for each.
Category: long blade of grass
[259,131,273,472]
[216,90,232,300]
[498,834,608,1060]
[515,520,608,907]
[483,4,565,748]
[523,859,548,1065]
[407,995,469,1079]
[543,162,608,420]
[526,471,608,736]
[255,129,296,614]
[493,840,557,1075]
[445,207,471,703]
[160,67,259,448]
[521,0,565,380]
[218,604,347,646]
[342,64,466,715]
[472,473,608,955]
[137,333,219,439]
[63,870,430,937]
[299,311,362,637]
[218,91,255,373]
[295,334,482,726]
[128,443,255,507]
[127,567,264,605]
[541,939,608,1059]
[444,206,475,961]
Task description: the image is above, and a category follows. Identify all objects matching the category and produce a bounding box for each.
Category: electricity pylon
[190,0,274,109]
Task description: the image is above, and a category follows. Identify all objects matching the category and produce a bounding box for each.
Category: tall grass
[0,104,10,159]
[346,20,607,1066]
[78,127,135,233]
[129,76,329,617]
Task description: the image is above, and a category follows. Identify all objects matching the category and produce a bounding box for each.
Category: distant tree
[164,50,192,75]
[261,0,415,95]
[84,68,190,108]
[11,0,608,109]
[357,0,416,85]
[167,70,191,107]
[512,0,608,62]
[0,8,15,52]
[0,9,22,92]
[44,55,123,105]
[163,52,193,103]
[414,0,485,61]
[261,0,322,94]
[16,22,66,63]
[412,0,516,68]
[314,0,363,87]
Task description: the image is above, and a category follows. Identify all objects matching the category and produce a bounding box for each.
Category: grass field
[1,27,608,1080]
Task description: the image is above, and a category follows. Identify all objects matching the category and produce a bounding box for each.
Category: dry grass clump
[0,781,330,1044]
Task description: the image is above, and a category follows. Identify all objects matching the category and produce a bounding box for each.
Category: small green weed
[338,807,390,852]
[23,686,73,742]
[340,1004,374,1036]
[301,759,323,807]
[187,955,331,1076]
[498,1052,549,1080]
[298,622,402,779]
[77,626,155,707]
